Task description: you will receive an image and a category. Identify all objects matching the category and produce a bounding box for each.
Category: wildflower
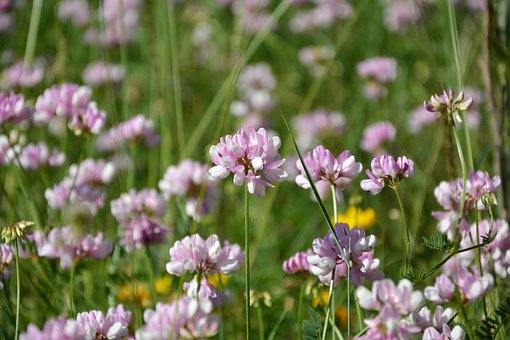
[308,223,383,286]
[68,101,106,135]
[159,159,219,221]
[0,91,32,125]
[76,305,131,339]
[360,154,414,195]
[209,127,287,196]
[1,220,34,244]
[360,121,396,153]
[166,234,244,276]
[440,260,494,303]
[135,297,220,339]
[96,114,160,151]
[424,89,473,125]
[82,62,124,86]
[283,249,313,275]
[355,278,423,339]
[292,108,346,150]
[337,206,376,229]
[154,276,172,295]
[289,0,353,33]
[208,273,230,288]
[118,281,152,307]
[20,317,82,340]
[311,287,329,308]
[423,274,455,304]
[34,83,91,125]
[412,306,465,339]
[384,1,420,34]
[18,142,65,170]
[184,277,225,307]
[58,0,91,27]
[1,59,44,89]
[423,324,465,340]
[0,243,13,289]
[250,289,272,308]
[356,57,397,100]
[37,226,112,269]
[295,146,362,203]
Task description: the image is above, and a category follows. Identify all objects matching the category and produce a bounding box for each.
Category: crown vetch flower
[166,233,244,277]
[96,114,160,151]
[283,249,313,275]
[424,89,473,124]
[360,154,414,195]
[209,127,287,196]
[307,223,383,286]
[20,317,82,340]
[0,91,32,125]
[76,304,131,339]
[295,146,362,203]
[360,121,396,153]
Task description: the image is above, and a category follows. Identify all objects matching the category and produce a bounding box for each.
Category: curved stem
[14,242,20,340]
[394,188,410,271]
[245,182,251,339]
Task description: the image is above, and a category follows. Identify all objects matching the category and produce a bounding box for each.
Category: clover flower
[82,62,124,86]
[0,91,32,125]
[37,226,113,269]
[166,233,244,277]
[184,277,225,307]
[76,305,131,339]
[0,243,13,289]
[424,89,473,125]
[360,121,396,153]
[423,274,455,304]
[1,59,44,89]
[20,317,82,340]
[209,127,287,196]
[356,57,397,100]
[68,101,106,135]
[282,249,313,275]
[337,206,376,229]
[355,278,423,340]
[412,306,465,340]
[58,0,91,27]
[159,159,219,221]
[308,223,383,286]
[135,297,220,339]
[292,108,346,150]
[96,114,160,151]
[18,142,65,170]
[289,0,353,33]
[295,146,362,203]
[383,1,420,34]
[360,154,414,195]
[34,83,91,125]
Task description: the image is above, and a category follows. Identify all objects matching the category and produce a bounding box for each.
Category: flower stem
[394,188,410,271]
[257,307,265,340]
[14,241,21,340]
[23,0,43,69]
[297,282,305,340]
[452,127,468,238]
[474,207,488,319]
[69,259,77,317]
[330,185,338,224]
[322,273,335,340]
[245,182,251,339]
[354,290,364,332]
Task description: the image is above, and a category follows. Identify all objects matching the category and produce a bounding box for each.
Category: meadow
[0,0,509,339]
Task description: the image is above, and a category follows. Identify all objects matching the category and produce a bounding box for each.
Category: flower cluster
[289,0,353,33]
[34,83,106,135]
[45,158,118,215]
[360,121,396,153]
[1,59,45,89]
[230,63,277,122]
[135,297,219,339]
[283,249,312,275]
[0,91,31,125]
[355,279,424,339]
[295,146,362,203]
[82,61,124,87]
[96,114,160,151]
[37,225,112,269]
[360,154,414,195]
[308,223,383,286]
[159,159,219,221]
[111,189,170,251]
[298,45,335,77]
[20,304,131,340]
[166,233,244,277]
[412,306,465,340]
[424,89,473,125]
[432,171,500,238]
[58,0,91,27]
[356,57,397,100]
[292,108,346,150]
[209,127,287,196]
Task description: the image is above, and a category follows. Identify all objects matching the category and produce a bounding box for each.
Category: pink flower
[384,1,420,34]
[0,91,32,125]
[209,127,287,196]
[423,274,455,304]
[184,277,225,307]
[159,159,219,221]
[37,226,113,269]
[20,317,82,340]
[58,0,91,27]
[34,83,91,124]
[1,60,44,89]
[18,142,65,170]
[283,249,313,275]
[166,233,244,276]
[292,108,346,149]
[423,324,465,340]
[357,57,398,83]
[360,121,396,153]
[308,223,383,286]
[76,305,131,339]
[360,154,414,195]
[424,89,473,125]
[96,114,160,151]
[295,146,362,202]
[82,62,124,86]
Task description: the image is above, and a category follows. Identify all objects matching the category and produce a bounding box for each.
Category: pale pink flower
[209,127,287,196]
[360,154,414,195]
[0,91,31,125]
[423,274,455,304]
[76,305,131,339]
[82,62,124,86]
[96,114,160,151]
[360,121,396,153]
[292,108,346,149]
[20,317,82,340]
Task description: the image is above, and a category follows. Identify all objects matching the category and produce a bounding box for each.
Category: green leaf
[475,297,510,339]
[422,234,455,252]
[302,307,323,340]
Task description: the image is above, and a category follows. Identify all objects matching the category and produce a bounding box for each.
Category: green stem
[145,247,157,306]
[257,307,265,340]
[354,290,364,332]
[297,282,305,340]
[452,127,468,239]
[331,287,335,340]
[346,241,351,340]
[69,260,77,316]
[23,0,43,69]
[474,207,488,319]
[14,241,20,340]
[245,182,251,339]
[331,185,338,224]
[394,188,410,272]
[322,273,335,340]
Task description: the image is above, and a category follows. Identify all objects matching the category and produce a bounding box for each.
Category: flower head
[1,220,34,244]
[424,89,473,125]
[360,154,414,195]
[360,121,396,153]
[209,127,287,196]
[0,91,32,125]
[283,249,313,275]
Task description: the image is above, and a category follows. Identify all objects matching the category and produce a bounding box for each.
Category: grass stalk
[394,188,410,271]
[14,241,21,340]
[23,0,43,69]
[244,182,251,339]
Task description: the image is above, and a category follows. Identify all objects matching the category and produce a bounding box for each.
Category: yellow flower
[208,273,229,288]
[154,276,173,295]
[118,281,152,307]
[337,206,376,229]
[311,288,329,308]
[335,306,349,326]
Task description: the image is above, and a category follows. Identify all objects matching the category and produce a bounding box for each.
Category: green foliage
[302,307,322,340]
[422,233,455,252]
[476,297,510,339]
[402,266,426,285]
